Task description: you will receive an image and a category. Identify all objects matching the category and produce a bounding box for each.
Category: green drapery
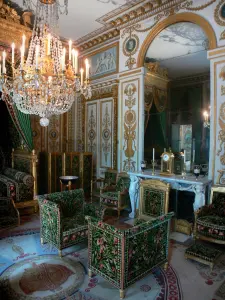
[144,86,167,159]
[4,97,34,151]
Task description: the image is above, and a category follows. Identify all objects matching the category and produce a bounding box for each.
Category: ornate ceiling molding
[77,29,120,52]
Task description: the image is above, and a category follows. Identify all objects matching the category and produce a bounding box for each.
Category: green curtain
[5,98,34,151]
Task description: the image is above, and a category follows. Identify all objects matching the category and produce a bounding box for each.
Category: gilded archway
[137,12,217,67]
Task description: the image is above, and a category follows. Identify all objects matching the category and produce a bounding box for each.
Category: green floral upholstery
[195,188,225,244]
[0,168,34,203]
[142,188,165,217]
[100,175,131,218]
[92,170,118,199]
[86,212,174,298]
[37,189,101,254]
[0,197,19,229]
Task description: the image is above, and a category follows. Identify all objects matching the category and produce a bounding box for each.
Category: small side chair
[100,172,131,218]
[194,185,225,245]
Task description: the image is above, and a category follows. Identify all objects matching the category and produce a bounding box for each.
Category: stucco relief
[123,83,137,172]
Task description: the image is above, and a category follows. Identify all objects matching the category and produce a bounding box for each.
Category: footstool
[185,243,222,271]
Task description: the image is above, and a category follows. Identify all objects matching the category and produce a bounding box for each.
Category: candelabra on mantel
[0,0,91,127]
[203,107,210,129]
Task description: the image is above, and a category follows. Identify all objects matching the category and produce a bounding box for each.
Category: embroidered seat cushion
[197,216,225,240]
[62,215,86,231]
[101,192,118,206]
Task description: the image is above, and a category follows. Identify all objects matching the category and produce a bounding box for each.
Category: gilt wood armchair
[194,185,225,245]
[100,173,131,218]
[37,189,101,256]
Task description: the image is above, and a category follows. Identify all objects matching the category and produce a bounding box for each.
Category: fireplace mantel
[128,171,212,218]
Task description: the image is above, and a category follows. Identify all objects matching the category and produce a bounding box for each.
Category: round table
[59,176,78,191]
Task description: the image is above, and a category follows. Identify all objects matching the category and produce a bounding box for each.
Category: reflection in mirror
[143,21,210,172]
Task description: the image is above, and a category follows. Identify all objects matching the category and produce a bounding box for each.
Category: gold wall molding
[89,80,118,101]
[214,0,225,26]
[208,48,225,57]
[137,12,217,68]
[122,82,137,172]
[119,68,142,78]
[112,85,118,170]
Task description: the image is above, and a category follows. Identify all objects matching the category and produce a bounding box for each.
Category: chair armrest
[195,204,215,218]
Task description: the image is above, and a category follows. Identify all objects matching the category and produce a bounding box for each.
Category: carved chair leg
[101,207,106,220]
[120,289,125,299]
[88,268,93,278]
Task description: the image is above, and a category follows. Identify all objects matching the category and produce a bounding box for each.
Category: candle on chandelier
[69,40,72,61]
[12,43,15,65]
[74,50,78,74]
[22,34,26,49]
[80,68,84,86]
[47,34,51,55]
[35,45,39,69]
[153,148,155,161]
[20,46,24,69]
[2,51,6,74]
[72,49,75,68]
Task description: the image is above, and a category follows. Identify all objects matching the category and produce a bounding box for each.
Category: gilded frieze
[123,83,137,172]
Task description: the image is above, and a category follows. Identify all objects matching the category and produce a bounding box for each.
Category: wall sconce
[203,108,210,128]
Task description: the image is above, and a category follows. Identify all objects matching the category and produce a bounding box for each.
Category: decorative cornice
[77,29,120,52]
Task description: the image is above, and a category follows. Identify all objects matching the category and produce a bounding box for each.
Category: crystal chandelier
[0,0,91,127]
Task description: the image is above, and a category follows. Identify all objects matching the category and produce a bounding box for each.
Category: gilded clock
[160,151,174,176]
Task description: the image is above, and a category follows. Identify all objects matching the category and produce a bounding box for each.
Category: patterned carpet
[0,232,182,300]
[1,216,225,299]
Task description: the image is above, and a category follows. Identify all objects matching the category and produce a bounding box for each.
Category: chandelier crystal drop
[0,0,91,127]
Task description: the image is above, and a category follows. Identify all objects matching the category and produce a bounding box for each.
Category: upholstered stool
[185,243,222,271]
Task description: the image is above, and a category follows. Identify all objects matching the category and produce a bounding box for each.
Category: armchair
[139,179,170,220]
[37,189,101,256]
[194,185,225,245]
[91,169,117,199]
[100,173,130,218]
[86,212,174,299]
[0,197,20,229]
[0,149,38,214]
